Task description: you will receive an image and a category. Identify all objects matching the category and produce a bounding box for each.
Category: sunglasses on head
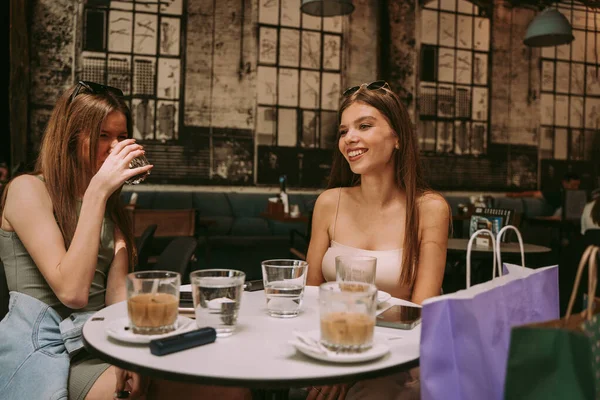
[69,81,124,104]
[342,80,391,97]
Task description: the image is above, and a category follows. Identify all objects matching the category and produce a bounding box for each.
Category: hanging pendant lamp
[300,0,355,17]
[524,8,574,47]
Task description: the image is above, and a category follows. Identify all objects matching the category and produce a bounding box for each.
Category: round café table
[82,286,420,392]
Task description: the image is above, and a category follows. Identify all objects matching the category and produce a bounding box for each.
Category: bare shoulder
[314,188,342,213]
[418,192,450,221]
[4,175,51,211]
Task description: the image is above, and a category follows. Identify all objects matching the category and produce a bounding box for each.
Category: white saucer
[377,291,392,304]
[290,330,390,363]
[106,316,195,344]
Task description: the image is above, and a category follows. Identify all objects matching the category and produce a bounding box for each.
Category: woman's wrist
[84,178,110,204]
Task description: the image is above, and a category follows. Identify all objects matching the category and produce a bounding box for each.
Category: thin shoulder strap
[332,187,342,241]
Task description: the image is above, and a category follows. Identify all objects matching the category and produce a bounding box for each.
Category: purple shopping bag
[420,226,559,400]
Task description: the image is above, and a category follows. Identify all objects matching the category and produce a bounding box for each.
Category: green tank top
[0,179,115,319]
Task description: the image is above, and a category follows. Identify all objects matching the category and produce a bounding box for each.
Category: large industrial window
[80,0,184,141]
[539,3,600,161]
[418,0,491,155]
[256,0,343,150]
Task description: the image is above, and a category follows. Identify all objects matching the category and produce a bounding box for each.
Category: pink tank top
[321,188,404,294]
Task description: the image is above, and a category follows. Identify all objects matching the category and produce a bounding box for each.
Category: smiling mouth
[347,148,368,161]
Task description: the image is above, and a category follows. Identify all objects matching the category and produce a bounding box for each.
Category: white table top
[82,286,420,388]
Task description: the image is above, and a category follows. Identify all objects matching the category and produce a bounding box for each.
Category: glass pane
[474,18,489,51]
[473,53,487,85]
[570,96,584,128]
[278,68,299,106]
[571,129,585,160]
[554,95,568,126]
[300,70,320,109]
[259,27,278,64]
[419,83,437,116]
[257,66,277,104]
[454,120,470,154]
[455,86,471,118]
[301,31,322,69]
[438,48,455,82]
[421,9,438,45]
[159,17,180,56]
[472,87,488,121]
[278,108,297,147]
[301,110,318,148]
[456,50,472,84]
[157,58,180,99]
[132,98,155,140]
[555,62,569,93]
[541,60,554,91]
[437,85,454,117]
[302,13,322,30]
[259,0,279,25]
[279,28,300,67]
[553,128,568,160]
[321,73,341,111]
[585,97,600,129]
[107,55,131,95]
[281,0,300,27]
[323,34,341,70]
[436,121,453,153]
[108,10,133,53]
[587,66,600,96]
[457,15,472,49]
[571,64,584,95]
[440,0,456,12]
[541,46,555,59]
[439,12,456,47]
[572,30,586,62]
[134,13,158,55]
[156,100,179,140]
[556,43,570,60]
[418,120,436,151]
[471,123,486,155]
[457,0,473,14]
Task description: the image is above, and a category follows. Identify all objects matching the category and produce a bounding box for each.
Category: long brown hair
[592,197,600,226]
[328,84,430,288]
[2,84,136,269]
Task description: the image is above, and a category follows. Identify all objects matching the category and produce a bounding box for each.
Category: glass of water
[261,259,308,318]
[190,269,245,337]
[335,255,377,285]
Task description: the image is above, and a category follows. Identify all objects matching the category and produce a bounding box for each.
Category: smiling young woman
[304,80,450,400]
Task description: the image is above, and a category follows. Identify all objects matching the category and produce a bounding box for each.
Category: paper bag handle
[495,225,525,275]
[466,229,497,289]
[565,245,600,321]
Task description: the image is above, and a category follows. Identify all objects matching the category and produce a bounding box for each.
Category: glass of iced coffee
[126,271,181,335]
[319,281,377,352]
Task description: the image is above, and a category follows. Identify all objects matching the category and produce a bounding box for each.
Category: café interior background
[5,0,600,191]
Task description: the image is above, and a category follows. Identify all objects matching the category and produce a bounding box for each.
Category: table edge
[82,335,419,389]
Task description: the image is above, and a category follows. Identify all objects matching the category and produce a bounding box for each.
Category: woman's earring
[395,143,400,150]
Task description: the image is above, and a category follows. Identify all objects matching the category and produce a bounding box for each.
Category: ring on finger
[311,386,322,394]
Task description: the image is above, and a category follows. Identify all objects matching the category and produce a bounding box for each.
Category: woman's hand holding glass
[91,139,153,196]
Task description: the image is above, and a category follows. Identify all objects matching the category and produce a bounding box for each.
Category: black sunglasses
[69,81,124,104]
[342,80,391,97]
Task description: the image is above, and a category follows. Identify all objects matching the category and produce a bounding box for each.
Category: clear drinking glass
[261,259,308,318]
[126,271,181,335]
[335,255,377,285]
[319,281,378,352]
[190,269,245,337]
[125,154,151,185]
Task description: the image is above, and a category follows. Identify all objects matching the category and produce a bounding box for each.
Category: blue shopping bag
[420,226,559,400]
